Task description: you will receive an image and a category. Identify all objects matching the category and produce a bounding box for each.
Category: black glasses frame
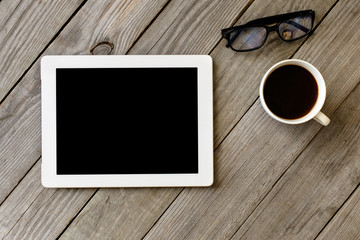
[221,10,315,52]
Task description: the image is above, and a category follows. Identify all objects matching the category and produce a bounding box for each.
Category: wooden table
[1,0,359,239]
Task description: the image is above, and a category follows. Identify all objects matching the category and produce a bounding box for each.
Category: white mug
[259,59,330,126]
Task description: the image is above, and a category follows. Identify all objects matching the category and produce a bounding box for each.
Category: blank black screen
[56,68,198,174]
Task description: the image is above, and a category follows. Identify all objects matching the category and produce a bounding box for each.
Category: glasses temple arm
[246,10,314,26]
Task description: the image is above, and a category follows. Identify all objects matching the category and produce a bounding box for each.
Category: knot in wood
[90,42,114,55]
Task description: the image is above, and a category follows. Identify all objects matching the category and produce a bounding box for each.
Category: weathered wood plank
[142,0,360,239]
[231,54,360,239]
[60,0,338,239]
[130,0,335,148]
[0,160,95,239]
[0,0,84,101]
[317,186,360,240]
[0,0,169,202]
[60,188,181,240]
[0,0,84,201]
[59,0,260,238]
[128,0,253,55]
[0,64,42,204]
[210,0,334,147]
[0,0,169,238]
[1,0,356,240]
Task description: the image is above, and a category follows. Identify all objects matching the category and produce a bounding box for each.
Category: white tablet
[41,55,213,187]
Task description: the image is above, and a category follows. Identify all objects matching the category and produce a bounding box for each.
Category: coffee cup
[259,59,330,126]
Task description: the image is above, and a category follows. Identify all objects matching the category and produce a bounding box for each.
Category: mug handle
[314,111,330,126]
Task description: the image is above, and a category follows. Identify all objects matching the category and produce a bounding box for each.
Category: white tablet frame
[41,55,213,188]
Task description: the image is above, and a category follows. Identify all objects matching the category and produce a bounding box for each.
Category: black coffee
[263,65,318,119]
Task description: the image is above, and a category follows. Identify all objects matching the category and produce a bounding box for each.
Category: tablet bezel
[41,55,213,187]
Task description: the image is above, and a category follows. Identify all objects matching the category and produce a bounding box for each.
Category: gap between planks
[0,0,173,238]
[314,182,360,239]
[59,0,343,238]
[0,0,352,238]
[141,0,359,238]
[0,0,87,106]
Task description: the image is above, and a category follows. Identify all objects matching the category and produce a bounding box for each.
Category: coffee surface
[263,65,318,119]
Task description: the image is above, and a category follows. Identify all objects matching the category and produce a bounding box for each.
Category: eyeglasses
[221,10,315,52]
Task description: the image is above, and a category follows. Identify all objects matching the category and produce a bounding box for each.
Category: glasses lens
[278,14,313,41]
[228,27,267,51]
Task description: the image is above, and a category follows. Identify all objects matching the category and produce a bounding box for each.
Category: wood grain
[317,186,360,240]
[128,0,253,55]
[0,160,94,239]
[60,188,181,240]
[0,0,169,238]
[210,0,335,147]
[0,0,84,201]
[0,63,42,204]
[231,36,360,238]
[0,0,169,200]
[0,0,359,239]
[59,0,258,238]
[0,0,84,101]
[142,0,360,239]
[62,0,336,238]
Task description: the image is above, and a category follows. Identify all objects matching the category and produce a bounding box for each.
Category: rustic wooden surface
[0,0,359,239]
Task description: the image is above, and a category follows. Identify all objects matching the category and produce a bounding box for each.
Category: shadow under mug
[259,59,330,126]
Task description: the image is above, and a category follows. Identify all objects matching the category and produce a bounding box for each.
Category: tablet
[41,55,213,187]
